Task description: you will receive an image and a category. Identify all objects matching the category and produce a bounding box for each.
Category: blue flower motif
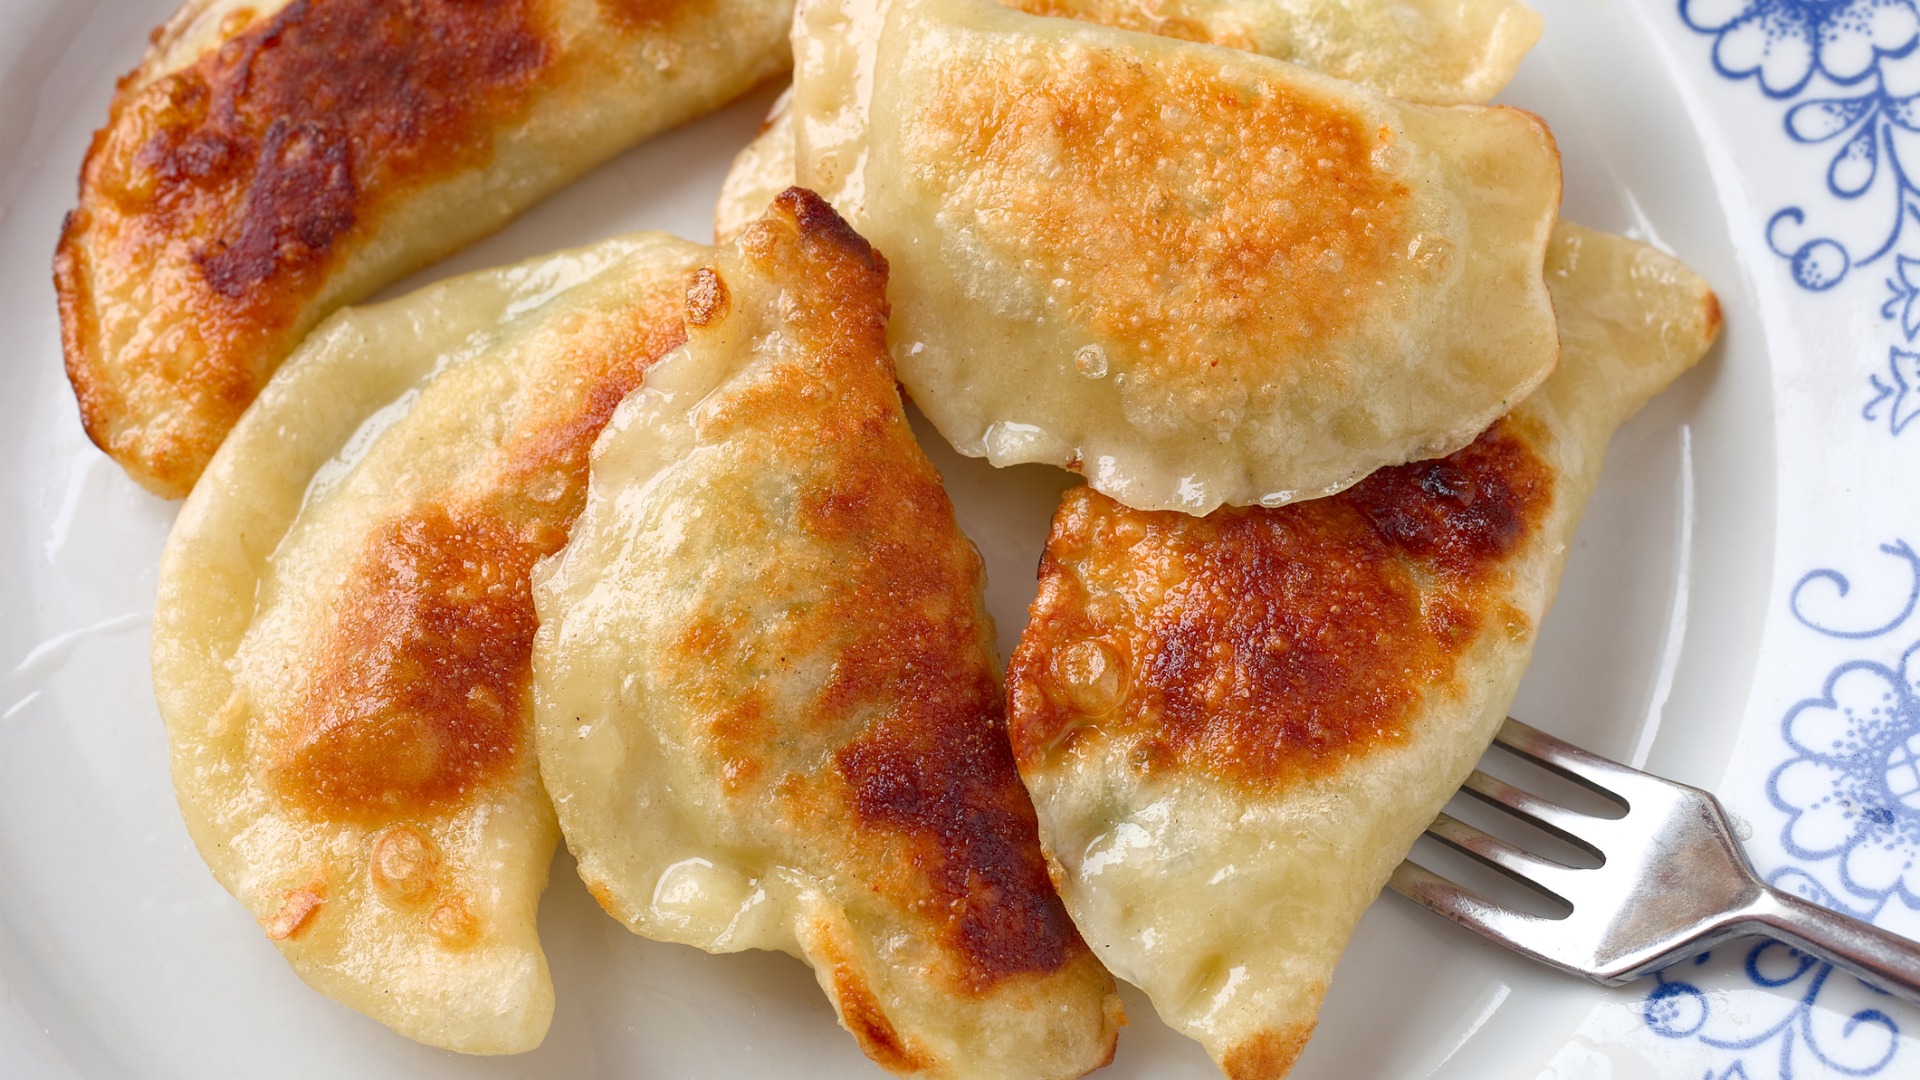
[1641,944,1901,1077]
[1880,257,1920,338]
[1682,0,1920,355]
[1655,547,1918,1077]
[1770,643,1920,904]
[1683,0,1920,97]
[1865,347,1920,432]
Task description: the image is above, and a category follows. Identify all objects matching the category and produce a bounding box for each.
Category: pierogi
[717,0,1543,248]
[59,0,792,498]
[788,0,1562,514]
[1003,225,1722,1078]
[152,231,709,1052]
[532,190,1122,1078]
[715,0,1539,240]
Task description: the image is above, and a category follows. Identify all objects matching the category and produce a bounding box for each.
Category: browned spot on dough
[165,0,549,297]
[276,276,688,823]
[193,115,356,297]
[261,880,326,940]
[711,686,774,794]
[585,878,620,915]
[838,705,1085,991]
[1221,1022,1317,1080]
[916,45,1409,419]
[1341,418,1554,578]
[369,824,442,905]
[428,895,481,947]
[1702,288,1725,344]
[815,924,930,1073]
[1007,420,1554,788]
[685,266,730,327]
[274,507,541,818]
[59,0,554,495]
[666,190,1094,994]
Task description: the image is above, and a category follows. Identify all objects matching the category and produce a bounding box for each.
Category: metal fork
[1387,717,1920,1007]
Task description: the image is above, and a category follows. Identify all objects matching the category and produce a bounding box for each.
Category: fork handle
[1736,886,1920,1009]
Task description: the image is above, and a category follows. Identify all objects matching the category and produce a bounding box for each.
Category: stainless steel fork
[1387,717,1920,1007]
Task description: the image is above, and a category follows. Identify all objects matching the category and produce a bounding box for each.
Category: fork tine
[1493,717,1641,803]
[1388,860,1515,921]
[1424,812,1576,902]
[1387,860,1572,960]
[1459,769,1605,858]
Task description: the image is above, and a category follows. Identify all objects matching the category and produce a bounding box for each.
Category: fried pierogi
[152,231,709,1052]
[716,0,1538,240]
[1003,225,1721,1079]
[532,190,1122,1078]
[59,0,792,499]
[789,0,1562,515]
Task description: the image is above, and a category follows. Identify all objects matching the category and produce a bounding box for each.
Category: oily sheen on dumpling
[532,190,1121,1078]
[59,0,791,498]
[151,231,708,1052]
[1003,225,1721,1078]
[789,0,1562,514]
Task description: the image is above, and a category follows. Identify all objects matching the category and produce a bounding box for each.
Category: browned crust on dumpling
[57,0,716,498]
[59,0,555,497]
[919,47,1415,396]
[1221,1022,1317,1080]
[694,188,1098,993]
[1007,417,1555,789]
[835,706,1090,991]
[1701,287,1725,344]
[273,264,689,823]
[810,915,937,1073]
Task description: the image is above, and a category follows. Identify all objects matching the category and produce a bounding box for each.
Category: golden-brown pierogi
[715,0,1539,240]
[1004,225,1721,1078]
[789,0,1562,515]
[60,0,791,498]
[532,190,1121,1078]
[152,231,708,1052]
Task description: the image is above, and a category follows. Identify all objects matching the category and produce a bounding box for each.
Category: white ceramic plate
[5,0,1920,1076]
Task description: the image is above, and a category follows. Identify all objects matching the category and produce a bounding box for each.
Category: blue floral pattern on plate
[1678,0,1920,436]
[1645,945,1900,1079]
[1636,541,1920,1075]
